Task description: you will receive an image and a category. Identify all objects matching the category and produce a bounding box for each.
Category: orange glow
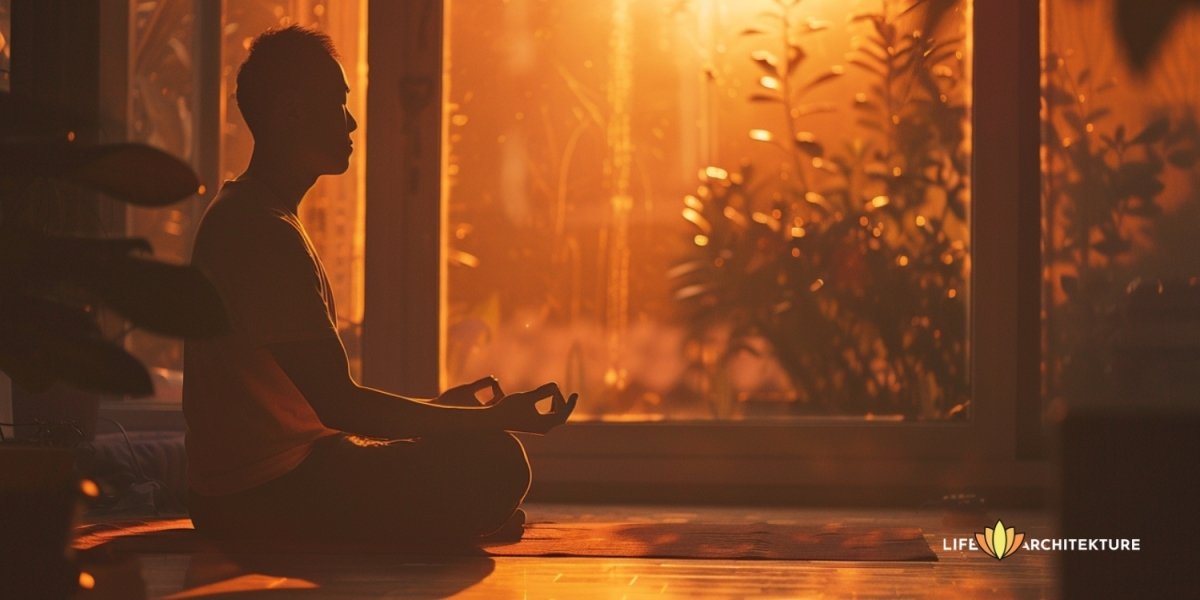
[749,128,774,142]
[80,479,99,498]
[445,0,972,420]
[162,574,318,598]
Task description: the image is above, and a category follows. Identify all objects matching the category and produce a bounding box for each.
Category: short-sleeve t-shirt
[184,178,340,496]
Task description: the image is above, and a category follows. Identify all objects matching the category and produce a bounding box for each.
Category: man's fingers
[528,381,560,400]
[485,377,504,405]
[469,376,495,393]
[559,393,579,423]
[551,387,568,412]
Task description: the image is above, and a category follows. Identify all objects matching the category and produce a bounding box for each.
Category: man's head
[236,25,357,176]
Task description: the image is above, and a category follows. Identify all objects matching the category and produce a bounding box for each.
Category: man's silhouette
[184,25,576,544]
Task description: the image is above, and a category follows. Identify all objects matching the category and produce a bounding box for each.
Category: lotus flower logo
[976,519,1024,560]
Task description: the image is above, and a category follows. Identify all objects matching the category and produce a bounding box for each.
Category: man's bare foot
[480,508,526,543]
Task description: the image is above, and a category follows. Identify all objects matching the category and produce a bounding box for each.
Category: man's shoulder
[194,182,303,260]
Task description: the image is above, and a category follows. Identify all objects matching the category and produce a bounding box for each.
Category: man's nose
[347,109,359,133]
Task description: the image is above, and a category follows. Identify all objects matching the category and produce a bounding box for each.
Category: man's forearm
[266,337,498,439]
[309,383,497,439]
[332,384,498,439]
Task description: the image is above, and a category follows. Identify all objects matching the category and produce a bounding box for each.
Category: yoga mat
[75,518,936,562]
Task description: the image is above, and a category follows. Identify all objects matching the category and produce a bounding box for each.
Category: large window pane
[125,1,368,401]
[445,0,973,421]
[1042,0,1200,415]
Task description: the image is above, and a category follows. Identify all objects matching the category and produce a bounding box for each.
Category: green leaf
[787,44,807,76]
[850,58,886,78]
[750,50,782,78]
[1167,149,1198,168]
[794,133,824,157]
[795,103,838,116]
[748,93,783,104]
[1044,84,1076,107]
[1085,107,1112,123]
[1063,110,1086,135]
[0,295,153,396]
[1131,117,1169,145]
[803,69,844,92]
[6,233,229,337]
[857,118,885,132]
[0,141,201,206]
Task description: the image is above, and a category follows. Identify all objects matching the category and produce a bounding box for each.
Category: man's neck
[241,150,317,212]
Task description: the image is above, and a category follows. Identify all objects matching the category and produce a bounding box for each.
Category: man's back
[184,178,339,496]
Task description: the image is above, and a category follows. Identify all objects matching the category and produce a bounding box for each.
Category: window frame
[363,0,1046,501]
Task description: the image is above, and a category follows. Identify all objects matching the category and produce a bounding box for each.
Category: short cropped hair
[236,25,340,135]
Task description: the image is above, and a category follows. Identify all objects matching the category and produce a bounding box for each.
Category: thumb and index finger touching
[463,375,504,405]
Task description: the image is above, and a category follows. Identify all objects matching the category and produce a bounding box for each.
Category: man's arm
[268,334,579,438]
[267,334,498,439]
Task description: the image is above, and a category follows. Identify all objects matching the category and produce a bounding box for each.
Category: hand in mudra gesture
[435,375,505,407]
[489,382,578,434]
[435,377,578,434]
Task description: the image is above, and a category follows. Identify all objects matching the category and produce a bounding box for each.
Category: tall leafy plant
[671,0,970,418]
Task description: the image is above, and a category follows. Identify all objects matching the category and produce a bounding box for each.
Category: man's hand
[488,382,578,435]
[434,376,504,407]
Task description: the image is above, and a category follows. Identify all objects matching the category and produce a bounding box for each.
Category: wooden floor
[134,504,1057,599]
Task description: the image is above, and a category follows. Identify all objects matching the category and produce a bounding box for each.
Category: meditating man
[184,25,577,544]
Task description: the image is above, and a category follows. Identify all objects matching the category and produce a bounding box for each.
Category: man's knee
[477,432,531,501]
[421,431,530,499]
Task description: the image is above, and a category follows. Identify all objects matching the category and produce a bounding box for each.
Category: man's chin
[319,159,352,176]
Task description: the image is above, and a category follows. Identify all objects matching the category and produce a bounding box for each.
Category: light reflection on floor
[137,505,1057,599]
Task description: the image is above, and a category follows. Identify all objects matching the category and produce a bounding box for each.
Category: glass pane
[445,0,973,421]
[1042,0,1200,416]
[220,0,368,378]
[126,0,206,402]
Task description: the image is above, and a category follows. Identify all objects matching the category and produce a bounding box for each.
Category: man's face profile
[284,59,357,177]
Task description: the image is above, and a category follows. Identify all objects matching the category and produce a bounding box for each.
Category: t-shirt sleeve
[199,212,337,347]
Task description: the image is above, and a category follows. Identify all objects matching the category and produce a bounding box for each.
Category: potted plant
[0,90,227,598]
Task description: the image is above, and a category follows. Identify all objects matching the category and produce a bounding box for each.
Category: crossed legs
[189,431,531,545]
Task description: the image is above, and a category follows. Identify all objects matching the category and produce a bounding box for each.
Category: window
[366,0,1040,497]
[444,0,974,423]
